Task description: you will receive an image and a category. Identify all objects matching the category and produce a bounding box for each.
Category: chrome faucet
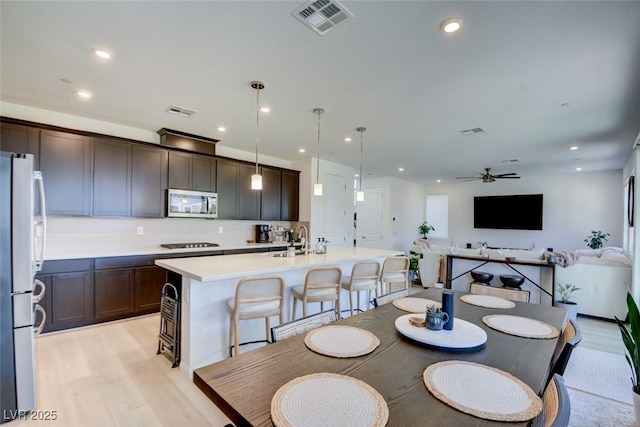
[298,225,309,254]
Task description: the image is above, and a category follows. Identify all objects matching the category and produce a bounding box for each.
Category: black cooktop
[161,242,220,249]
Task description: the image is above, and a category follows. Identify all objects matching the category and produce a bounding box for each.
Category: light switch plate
[218,226,224,234]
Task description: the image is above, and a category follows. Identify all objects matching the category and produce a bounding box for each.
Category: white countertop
[155,247,403,282]
[44,241,301,261]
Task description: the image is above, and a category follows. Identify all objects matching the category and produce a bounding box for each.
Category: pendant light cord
[358,129,364,191]
[316,109,321,184]
[255,86,260,175]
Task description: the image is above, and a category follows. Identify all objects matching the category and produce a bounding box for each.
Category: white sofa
[554,248,632,320]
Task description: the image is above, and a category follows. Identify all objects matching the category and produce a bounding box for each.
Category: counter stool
[379,256,410,294]
[291,266,342,321]
[227,275,285,357]
[470,271,494,286]
[341,260,381,317]
[499,274,525,289]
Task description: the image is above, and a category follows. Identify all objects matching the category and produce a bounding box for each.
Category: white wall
[424,170,624,252]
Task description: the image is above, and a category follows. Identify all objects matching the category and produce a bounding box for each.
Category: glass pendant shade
[314,183,323,196]
[356,190,365,202]
[313,108,324,197]
[251,173,263,190]
[356,126,366,202]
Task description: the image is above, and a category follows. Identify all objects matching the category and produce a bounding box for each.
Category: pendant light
[356,127,366,202]
[250,81,264,190]
[313,108,324,196]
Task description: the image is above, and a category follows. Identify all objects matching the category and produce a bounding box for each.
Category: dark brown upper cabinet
[237,163,260,220]
[131,144,168,218]
[93,138,132,217]
[260,166,281,220]
[216,158,239,219]
[168,151,216,193]
[0,122,40,167]
[40,130,93,216]
[281,170,300,221]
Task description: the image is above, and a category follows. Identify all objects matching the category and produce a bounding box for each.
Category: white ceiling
[2,1,639,184]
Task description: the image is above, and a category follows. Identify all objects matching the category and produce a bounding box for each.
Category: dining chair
[271,309,338,342]
[373,288,409,307]
[227,275,285,357]
[291,265,342,320]
[469,282,530,303]
[379,255,410,294]
[340,260,381,317]
[548,319,583,379]
[531,374,571,427]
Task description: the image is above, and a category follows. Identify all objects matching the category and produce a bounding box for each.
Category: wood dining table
[193,288,567,426]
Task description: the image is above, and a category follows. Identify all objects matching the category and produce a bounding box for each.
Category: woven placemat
[460,294,516,309]
[271,372,389,427]
[304,325,380,358]
[392,297,441,313]
[423,361,542,422]
[482,314,560,339]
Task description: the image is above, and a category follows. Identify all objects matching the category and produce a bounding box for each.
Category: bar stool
[341,260,381,317]
[470,271,493,286]
[379,256,410,294]
[499,274,525,289]
[291,266,342,320]
[227,275,285,357]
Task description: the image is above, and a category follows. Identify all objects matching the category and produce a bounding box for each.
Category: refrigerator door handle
[34,170,46,272]
[33,304,46,336]
[33,279,45,304]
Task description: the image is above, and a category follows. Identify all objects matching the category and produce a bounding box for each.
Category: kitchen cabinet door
[281,170,300,221]
[94,269,135,320]
[237,163,260,220]
[260,167,281,220]
[42,271,94,332]
[192,154,216,192]
[1,122,42,214]
[216,158,238,219]
[131,145,168,218]
[134,266,167,314]
[93,138,132,216]
[40,129,93,216]
[168,150,192,190]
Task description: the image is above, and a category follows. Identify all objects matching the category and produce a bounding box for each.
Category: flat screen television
[474,194,543,230]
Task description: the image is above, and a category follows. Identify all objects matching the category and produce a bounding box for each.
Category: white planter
[633,391,640,426]
[556,301,578,322]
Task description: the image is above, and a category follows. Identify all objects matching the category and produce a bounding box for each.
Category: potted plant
[556,283,580,321]
[584,230,610,249]
[418,221,435,239]
[615,292,640,425]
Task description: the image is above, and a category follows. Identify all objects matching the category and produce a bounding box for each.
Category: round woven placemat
[482,314,560,339]
[392,297,441,313]
[460,294,516,309]
[304,325,380,358]
[423,361,542,422]
[271,372,389,427]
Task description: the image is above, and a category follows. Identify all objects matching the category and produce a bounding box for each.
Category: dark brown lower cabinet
[94,268,135,321]
[40,271,94,333]
[134,266,167,314]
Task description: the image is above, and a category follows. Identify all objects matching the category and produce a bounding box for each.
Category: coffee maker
[255,225,270,243]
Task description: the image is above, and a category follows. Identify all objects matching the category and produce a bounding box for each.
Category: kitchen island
[155,247,403,377]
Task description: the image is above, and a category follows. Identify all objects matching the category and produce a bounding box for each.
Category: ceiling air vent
[165,104,197,118]
[292,0,354,36]
[459,127,487,136]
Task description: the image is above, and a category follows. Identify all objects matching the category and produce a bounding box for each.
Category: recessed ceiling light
[344,137,352,142]
[260,106,270,113]
[569,146,578,150]
[217,126,226,132]
[354,173,359,178]
[298,148,306,153]
[436,179,441,183]
[440,18,462,33]
[77,90,92,99]
[398,167,404,172]
[94,49,112,59]
[576,167,582,171]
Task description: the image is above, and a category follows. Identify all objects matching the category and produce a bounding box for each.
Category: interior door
[324,173,347,247]
[357,187,383,248]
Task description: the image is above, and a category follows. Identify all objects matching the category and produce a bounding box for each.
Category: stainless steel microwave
[167,189,217,218]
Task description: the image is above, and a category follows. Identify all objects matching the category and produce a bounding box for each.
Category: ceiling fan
[456,168,521,183]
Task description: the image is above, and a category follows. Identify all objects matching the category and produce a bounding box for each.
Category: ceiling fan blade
[495,176,521,179]
[493,172,518,177]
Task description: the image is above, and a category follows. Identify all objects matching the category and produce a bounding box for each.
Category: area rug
[563,346,636,426]
[564,346,633,404]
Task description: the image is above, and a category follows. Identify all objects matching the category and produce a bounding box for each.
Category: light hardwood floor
[11,292,624,426]
[12,314,232,427]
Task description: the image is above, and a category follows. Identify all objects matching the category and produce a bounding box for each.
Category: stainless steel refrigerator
[0,152,46,423]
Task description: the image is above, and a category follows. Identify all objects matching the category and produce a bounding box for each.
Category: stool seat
[499,274,525,289]
[470,271,493,284]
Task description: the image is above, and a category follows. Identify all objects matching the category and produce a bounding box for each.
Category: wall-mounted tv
[474,194,543,230]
